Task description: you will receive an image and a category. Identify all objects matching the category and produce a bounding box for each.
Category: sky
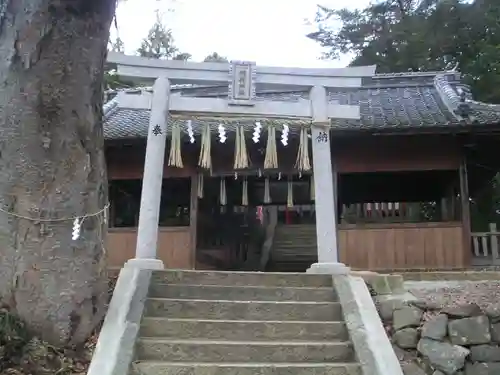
[114,0,370,68]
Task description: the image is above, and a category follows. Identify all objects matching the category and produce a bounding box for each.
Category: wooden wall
[104,134,466,271]
[107,135,462,178]
[107,227,192,268]
[106,143,197,269]
[333,135,461,173]
[106,143,196,180]
[338,222,465,270]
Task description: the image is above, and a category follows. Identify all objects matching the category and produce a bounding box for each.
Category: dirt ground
[0,275,117,375]
[406,280,500,309]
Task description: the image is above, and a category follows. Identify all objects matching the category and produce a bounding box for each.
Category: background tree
[109,35,125,53]
[204,52,229,62]
[106,33,136,91]
[0,0,116,346]
[308,0,500,229]
[308,0,500,103]
[173,52,192,61]
[137,11,190,60]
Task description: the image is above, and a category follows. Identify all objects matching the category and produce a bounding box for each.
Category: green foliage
[137,11,190,60]
[173,52,192,61]
[0,307,30,370]
[204,52,228,63]
[308,0,500,228]
[308,0,500,103]
[471,173,500,230]
[108,36,124,53]
[0,306,90,374]
[104,68,135,91]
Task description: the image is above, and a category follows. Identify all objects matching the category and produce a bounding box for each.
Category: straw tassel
[263,177,271,204]
[295,127,311,172]
[242,178,248,206]
[310,175,315,201]
[220,177,227,205]
[197,174,204,198]
[198,124,212,169]
[264,125,278,169]
[234,126,250,169]
[287,178,294,208]
[168,123,183,167]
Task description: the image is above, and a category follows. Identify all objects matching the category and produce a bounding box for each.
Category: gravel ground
[407,280,500,309]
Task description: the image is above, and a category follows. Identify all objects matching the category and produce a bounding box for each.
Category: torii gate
[107,52,376,274]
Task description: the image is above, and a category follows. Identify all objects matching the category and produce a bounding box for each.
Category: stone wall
[380,299,500,375]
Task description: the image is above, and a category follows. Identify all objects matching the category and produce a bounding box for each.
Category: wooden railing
[341,198,459,224]
[471,223,500,266]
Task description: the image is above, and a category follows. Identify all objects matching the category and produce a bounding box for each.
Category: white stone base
[124,258,164,270]
[306,262,350,275]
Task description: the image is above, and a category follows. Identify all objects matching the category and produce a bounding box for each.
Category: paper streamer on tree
[168,123,183,167]
[263,177,271,203]
[198,124,212,169]
[219,177,227,206]
[264,125,278,169]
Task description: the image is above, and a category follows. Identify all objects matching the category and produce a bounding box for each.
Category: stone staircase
[269,224,318,272]
[129,270,361,375]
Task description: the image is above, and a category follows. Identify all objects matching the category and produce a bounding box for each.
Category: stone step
[273,240,316,245]
[151,270,332,288]
[275,229,316,233]
[274,229,316,234]
[136,339,355,363]
[273,244,317,249]
[274,234,316,239]
[274,228,316,237]
[274,239,317,244]
[144,299,342,321]
[266,262,314,273]
[271,250,317,257]
[270,253,317,261]
[274,242,316,246]
[130,362,362,375]
[148,284,337,302]
[275,224,316,231]
[140,318,348,341]
[274,233,316,238]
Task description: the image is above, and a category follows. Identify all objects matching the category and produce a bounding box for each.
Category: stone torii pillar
[125,76,170,269]
[307,85,349,274]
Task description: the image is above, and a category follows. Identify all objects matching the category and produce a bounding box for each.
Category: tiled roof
[103,71,500,140]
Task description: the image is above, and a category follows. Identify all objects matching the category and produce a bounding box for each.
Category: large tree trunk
[0,0,116,346]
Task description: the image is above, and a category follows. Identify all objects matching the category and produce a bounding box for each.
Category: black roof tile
[103,71,500,140]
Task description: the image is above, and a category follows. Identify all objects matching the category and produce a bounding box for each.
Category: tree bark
[0,0,116,346]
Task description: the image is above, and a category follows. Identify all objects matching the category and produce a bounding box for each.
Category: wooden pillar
[307,85,348,274]
[189,173,199,269]
[459,157,471,267]
[126,77,170,269]
[489,223,500,265]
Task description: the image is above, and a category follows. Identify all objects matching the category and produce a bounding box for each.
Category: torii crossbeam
[107,51,376,274]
